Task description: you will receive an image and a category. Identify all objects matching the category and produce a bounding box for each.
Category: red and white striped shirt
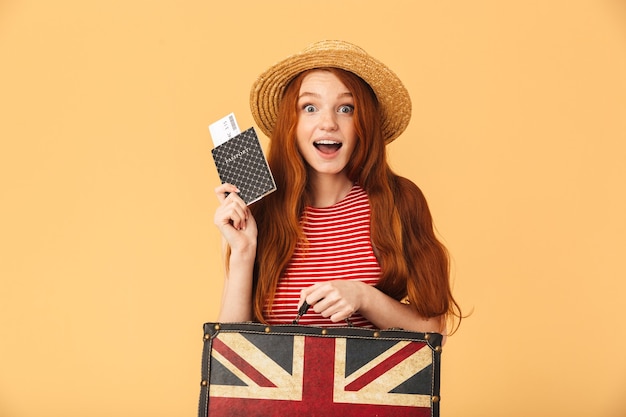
[265,185,381,327]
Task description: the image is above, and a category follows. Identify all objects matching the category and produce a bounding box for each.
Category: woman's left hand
[298,280,367,323]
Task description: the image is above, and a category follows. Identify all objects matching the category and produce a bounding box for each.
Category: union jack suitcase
[198,321,443,417]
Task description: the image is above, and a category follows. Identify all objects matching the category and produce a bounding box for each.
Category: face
[295,70,358,179]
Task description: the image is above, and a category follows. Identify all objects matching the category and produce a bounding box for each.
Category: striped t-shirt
[264,184,381,327]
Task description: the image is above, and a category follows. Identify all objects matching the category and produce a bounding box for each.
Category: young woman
[214,40,461,335]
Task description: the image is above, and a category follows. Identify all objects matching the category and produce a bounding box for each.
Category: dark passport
[211,127,277,205]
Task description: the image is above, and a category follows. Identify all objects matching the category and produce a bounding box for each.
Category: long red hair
[248,68,461,330]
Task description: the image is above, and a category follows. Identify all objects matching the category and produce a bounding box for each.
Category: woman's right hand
[214,183,257,323]
[213,183,257,253]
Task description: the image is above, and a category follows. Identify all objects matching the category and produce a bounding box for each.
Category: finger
[317,295,354,322]
[300,284,326,308]
[297,287,314,309]
[215,183,241,202]
[330,309,353,323]
[314,296,348,319]
[215,200,248,230]
[227,197,249,225]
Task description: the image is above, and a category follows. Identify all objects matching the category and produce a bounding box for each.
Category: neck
[307,172,354,208]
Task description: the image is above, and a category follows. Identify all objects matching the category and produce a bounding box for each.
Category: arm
[358,283,444,333]
[214,183,257,322]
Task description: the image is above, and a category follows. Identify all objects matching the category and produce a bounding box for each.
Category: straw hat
[250,40,412,143]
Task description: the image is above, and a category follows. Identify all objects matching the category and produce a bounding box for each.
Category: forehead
[298,69,351,93]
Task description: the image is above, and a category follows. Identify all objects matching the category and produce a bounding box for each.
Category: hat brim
[250,40,411,144]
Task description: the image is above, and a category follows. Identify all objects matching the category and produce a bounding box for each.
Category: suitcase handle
[292,301,353,327]
[292,301,311,324]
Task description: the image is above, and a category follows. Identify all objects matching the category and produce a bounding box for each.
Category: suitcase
[198,317,443,417]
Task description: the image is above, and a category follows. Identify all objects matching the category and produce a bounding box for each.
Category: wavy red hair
[247,68,462,330]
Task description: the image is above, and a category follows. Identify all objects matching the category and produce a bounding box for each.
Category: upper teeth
[315,140,339,145]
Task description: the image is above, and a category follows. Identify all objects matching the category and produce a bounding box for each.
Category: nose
[319,109,338,131]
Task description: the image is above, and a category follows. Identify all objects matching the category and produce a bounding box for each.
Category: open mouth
[314,140,342,154]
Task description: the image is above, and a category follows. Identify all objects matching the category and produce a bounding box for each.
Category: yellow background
[1,1,625,416]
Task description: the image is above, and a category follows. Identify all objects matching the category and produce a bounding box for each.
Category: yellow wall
[1,1,625,416]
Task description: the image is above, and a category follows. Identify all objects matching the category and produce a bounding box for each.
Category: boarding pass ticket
[209,113,241,147]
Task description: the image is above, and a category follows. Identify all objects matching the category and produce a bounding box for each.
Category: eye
[303,104,317,113]
[338,105,354,114]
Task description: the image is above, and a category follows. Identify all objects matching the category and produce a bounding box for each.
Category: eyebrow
[297,91,353,100]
